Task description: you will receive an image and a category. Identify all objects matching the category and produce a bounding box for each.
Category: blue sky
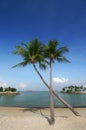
[0,0,86,91]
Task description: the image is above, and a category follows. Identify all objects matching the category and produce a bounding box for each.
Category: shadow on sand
[22,108,68,125]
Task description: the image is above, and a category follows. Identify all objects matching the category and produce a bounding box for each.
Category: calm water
[0,91,86,108]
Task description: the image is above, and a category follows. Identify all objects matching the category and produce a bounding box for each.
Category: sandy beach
[0,107,86,130]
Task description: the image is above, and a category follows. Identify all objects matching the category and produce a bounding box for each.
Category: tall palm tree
[12,38,80,119]
[44,40,70,123]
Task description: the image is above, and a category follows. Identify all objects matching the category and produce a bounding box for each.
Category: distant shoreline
[0,91,20,96]
[60,91,86,94]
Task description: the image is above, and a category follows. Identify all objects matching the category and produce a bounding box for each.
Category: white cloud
[53,77,68,84]
[0,77,28,90]
[0,81,8,87]
[0,77,8,87]
[83,84,86,88]
[16,82,28,90]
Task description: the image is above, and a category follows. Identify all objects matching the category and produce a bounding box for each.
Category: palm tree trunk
[33,64,80,116]
[49,60,55,124]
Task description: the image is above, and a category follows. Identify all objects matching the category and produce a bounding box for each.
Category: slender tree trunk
[33,64,80,116]
[49,60,55,124]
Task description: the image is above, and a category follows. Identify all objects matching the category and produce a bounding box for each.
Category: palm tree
[12,38,80,119]
[44,40,70,123]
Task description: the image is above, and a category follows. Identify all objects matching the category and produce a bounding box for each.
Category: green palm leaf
[44,40,70,63]
[12,38,48,69]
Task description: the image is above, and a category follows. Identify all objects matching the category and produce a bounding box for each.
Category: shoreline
[0,106,86,116]
[0,106,86,117]
[0,91,20,96]
[60,91,86,94]
[0,105,86,108]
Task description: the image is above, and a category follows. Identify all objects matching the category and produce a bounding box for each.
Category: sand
[0,107,86,130]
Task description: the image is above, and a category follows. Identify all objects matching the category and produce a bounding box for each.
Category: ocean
[0,91,86,108]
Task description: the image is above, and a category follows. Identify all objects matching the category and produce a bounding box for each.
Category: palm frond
[21,42,30,50]
[12,46,28,57]
[58,46,69,54]
[12,61,30,68]
[45,40,70,63]
[44,40,60,59]
[12,38,48,70]
[39,62,47,70]
[30,38,45,55]
[56,56,70,63]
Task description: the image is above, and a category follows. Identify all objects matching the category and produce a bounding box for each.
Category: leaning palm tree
[12,38,80,119]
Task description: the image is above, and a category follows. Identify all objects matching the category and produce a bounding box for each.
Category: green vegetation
[62,85,86,93]
[0,86,3,92]
[0,86,19,96]
[0,86,17,92]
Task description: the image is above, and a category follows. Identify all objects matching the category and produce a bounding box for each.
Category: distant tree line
[0,86,17,92]
[62,85,86,93]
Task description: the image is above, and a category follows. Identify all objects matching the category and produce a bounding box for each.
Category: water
[0,91,86,108]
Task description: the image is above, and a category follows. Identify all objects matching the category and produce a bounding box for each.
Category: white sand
[0,107,86,130]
